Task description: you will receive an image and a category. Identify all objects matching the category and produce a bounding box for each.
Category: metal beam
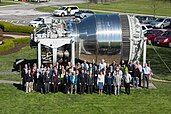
[38,42,41,69]
[71,39,75,67]
[53,48,57,66]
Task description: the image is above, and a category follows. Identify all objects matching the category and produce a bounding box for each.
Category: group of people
[21,59,152,95]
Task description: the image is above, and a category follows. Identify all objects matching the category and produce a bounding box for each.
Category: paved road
[0,0,86,25]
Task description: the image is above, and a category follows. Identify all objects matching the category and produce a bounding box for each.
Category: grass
[146,45,171,81]
[35,6,59,13]
[36,0,171,16]
[0,46,36,72]
[0,0,18,6]
[0,81,171,113]
[0,74,21,81]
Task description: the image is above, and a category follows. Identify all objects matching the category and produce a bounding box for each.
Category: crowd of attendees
[21,59,152,95]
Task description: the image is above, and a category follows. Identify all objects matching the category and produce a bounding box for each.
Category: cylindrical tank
[69,14,139,63]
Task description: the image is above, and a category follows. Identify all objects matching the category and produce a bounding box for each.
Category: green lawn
[0,46,36,72]
[0,0,18,6]
[36,0,171,16]
[0,81,171,113]
[146,46,171,81]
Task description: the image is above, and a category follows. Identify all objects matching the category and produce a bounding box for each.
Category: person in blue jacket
[70,70,78,94]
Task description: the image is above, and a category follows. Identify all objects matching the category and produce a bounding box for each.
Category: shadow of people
[13,83,25,92]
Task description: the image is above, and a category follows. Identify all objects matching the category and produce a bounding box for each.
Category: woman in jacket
[97,70,105,95]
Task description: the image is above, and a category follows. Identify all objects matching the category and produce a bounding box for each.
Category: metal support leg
[71,40,75,67]
[53,48,57,66]
[143,39,147,66]
[38,42,41,69]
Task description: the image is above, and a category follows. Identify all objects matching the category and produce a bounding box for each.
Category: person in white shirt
[113,67,123,95]
[143,63,152,89]
[124,72,132,95]
[99,59,106,72]
[97,71,105,95]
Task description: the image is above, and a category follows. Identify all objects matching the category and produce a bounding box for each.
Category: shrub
[13,38,30,45]
[0,21,33,34]
[0,39,15,54]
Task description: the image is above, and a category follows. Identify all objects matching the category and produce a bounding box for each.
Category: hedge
[13,38,30,45]
[0,21,33,34]
[0,39,15,54]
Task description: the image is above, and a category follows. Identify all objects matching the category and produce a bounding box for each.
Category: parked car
[75,10,95,19]
[31,0,48,2]
[154,30,171,47]
[136,16,156,25]
[142,24,152,34]
[53,6,79,17]
[29,17,53,28]
[150,18,171,29]
[144,29,164,44]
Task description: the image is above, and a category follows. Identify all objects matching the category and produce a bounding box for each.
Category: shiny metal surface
[75,14,123,57]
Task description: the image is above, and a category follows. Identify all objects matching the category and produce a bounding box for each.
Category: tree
[150,0,160,17]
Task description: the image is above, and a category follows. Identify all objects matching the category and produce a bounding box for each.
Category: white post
[143,38,147,66]
[71,39,75,67]
[53,48,58,66]
[38,42,41,69]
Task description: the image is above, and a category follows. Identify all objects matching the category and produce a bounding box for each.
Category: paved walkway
[0,80,20,84]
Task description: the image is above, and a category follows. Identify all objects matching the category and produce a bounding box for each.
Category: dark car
[154,30,171,47]
[144,29,164,44]
[136,16,156,25]
[75,10,95,19]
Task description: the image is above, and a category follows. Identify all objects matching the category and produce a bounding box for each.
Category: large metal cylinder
[68,14,140,63]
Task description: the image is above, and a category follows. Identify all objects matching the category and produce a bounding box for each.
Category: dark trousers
[143,74,149,89]
[107,85,112,95]
[125,83,130,95]
[45,82,50,93]
[53,83,59,93]
[138,73,142,87]
[87,85,93,94]
[79,84,85,94]
[65,84,70,94]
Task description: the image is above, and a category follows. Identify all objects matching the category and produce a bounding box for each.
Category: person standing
[106,72,113,95]
[64,71,70,94]
[78,69,87,94]
[21,64,28,91]
[113,67,122,95]
[25,69,33,93]
[97,71,105,95]
[70,70,78,94]
[87,72,94,94]
[44,67,51,93]
[136,61,143,87]
[52,66,59,93]
[124,72,132,95]
[143,63,152,89]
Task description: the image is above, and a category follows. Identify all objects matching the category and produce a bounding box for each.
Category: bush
[0,21,33,34]
[0,39,15,53]
[13,38,30,45]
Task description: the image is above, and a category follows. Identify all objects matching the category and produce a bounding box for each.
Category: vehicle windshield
[34,18,42,21]
[156,18,164,22]
[162,31,171,36]
[58,7,66,10]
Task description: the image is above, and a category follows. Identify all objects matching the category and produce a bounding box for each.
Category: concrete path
[0,80,20,84]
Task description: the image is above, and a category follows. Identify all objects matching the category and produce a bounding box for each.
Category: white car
[53,6,79,17]
[150,18,171,29]
[29,17,53,28]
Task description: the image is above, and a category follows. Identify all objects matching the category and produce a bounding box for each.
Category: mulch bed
[0,44,28,56]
